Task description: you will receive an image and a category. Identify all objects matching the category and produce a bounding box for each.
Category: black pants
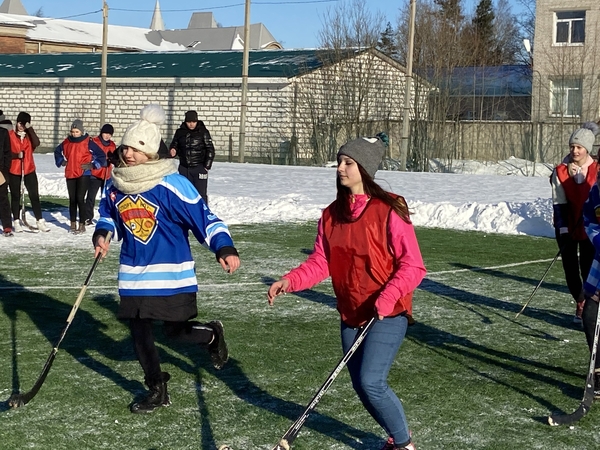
[0,181,11,231]
[8,172,43,221]
[557,234,595,301]
[66,176,89,223]
[178,165,208,205]
[129,317,214,386]
[84,176,104,222]
[582,298,600,370]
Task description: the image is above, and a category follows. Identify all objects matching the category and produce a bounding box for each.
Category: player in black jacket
[0,110,15,236]
[169,110,215,204]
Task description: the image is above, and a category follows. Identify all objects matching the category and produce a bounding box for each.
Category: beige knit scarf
[111,159,178,195]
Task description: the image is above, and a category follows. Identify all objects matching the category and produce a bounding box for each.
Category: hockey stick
[19,158,35,231]
[271,316,377,450]
[515,249,561,318]
[548,298,600,426]
[8,231,112,408]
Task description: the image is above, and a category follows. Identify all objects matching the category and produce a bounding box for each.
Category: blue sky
[19,0,526,49]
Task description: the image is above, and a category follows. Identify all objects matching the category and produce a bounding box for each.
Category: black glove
[81,163,93,170]
[557,232,572,250]
[61,160,68,167]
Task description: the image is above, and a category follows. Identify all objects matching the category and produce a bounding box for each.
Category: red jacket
[91,136,115,180]
[8,130,36,175]
[321,198,414,326]
[58,137,93,179]
[556,162,598,240]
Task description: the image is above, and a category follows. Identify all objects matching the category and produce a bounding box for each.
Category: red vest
[8,130,36,176]
[61,137,93,179]
[322,197,413,327]
[556,162,598,240]
[91,136,115,180]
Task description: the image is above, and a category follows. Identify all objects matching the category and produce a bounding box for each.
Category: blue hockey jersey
[96,173,235,297]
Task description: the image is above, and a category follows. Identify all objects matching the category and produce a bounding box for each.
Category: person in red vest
[551,121,600,324]
[54,119,106,234]
[84,123,116,226]
[267,135,426,450]
[7,112,49,233]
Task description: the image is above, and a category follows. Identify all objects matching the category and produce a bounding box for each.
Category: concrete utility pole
[238,0,251,163]
[399,0,416,171]
[100,0,108,126]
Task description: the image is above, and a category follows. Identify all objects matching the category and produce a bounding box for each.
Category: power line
[112,0,338,13]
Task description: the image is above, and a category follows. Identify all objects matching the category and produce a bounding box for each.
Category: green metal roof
[0,49,367,78]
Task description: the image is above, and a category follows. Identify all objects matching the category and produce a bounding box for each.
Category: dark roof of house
[0,48,367,78]
[155,24,280,51]
[423,65,532,97]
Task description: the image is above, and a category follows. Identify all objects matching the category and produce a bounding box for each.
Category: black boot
[130,372,171,413]
[207,321,228,370]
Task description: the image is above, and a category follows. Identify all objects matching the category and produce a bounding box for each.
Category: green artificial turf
[0,222,595,449]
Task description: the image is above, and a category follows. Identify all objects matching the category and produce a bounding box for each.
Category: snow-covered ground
[6,154,557,250]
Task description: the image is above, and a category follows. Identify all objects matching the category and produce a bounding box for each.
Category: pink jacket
[283,194,426,317]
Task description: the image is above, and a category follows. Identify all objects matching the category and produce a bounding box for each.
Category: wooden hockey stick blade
[8,232,112,408]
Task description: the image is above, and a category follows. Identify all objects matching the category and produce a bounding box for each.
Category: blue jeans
[341,315,410,447]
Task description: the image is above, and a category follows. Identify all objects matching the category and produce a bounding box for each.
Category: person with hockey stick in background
[168,110,215,205]
[84,123,116,226]
[54,119,106,234]
[92,104,240,414]
[267,134,426,450]
[7,111,49,233]
[551,121,600,324]
[0,111,16,236]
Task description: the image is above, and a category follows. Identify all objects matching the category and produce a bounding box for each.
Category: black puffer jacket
[0,114,12,179]
[169,121,215,169]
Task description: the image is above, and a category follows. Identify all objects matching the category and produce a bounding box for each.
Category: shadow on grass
[0,274,144,412]
[449,261,569,296]
[260,272,587,417]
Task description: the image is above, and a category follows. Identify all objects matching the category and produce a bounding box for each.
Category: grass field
[0,218,597,449]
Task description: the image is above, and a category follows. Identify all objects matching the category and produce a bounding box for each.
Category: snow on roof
[0,12,185,52]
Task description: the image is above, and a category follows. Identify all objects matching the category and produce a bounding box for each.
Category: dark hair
[332,164,411,224]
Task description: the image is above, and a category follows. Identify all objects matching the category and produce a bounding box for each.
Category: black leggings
[66,176,89,223]
[84,176,104,222]
[8,172,43,221]
[557,234,595,301]
[129,317,214,386]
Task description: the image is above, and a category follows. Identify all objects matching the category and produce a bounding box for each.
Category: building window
[550,78,582,117]
[555,11,585,45]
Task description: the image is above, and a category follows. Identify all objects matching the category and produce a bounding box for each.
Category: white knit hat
[121,104,166,154]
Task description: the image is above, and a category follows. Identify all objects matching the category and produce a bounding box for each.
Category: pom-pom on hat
[16,112,31,125]
[337,134,387,178]
[121,104,166,155]
[184,110,198,122]
[569,121,600,153]
[100,123,114,135]
[71,119,85,134]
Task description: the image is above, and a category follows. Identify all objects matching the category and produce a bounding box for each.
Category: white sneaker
[13,220,23,233]
[37,219,50,232]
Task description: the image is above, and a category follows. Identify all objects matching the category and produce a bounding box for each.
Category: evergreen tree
[471,0,495,65]
[377,22,399,59]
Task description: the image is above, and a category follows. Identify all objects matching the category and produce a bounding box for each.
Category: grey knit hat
[569,122,599,153]
[337,136,386,178]
[71,119,85,134]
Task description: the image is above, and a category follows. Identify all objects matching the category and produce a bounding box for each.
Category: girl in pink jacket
[268,135,426,450]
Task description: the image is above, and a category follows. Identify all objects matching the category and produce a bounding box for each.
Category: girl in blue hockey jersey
[92,104,240,414]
